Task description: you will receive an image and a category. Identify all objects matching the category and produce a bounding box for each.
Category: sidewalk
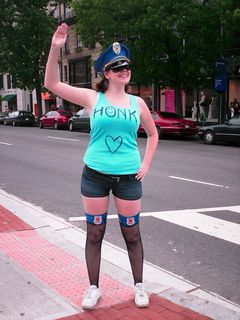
[0,189,240,320]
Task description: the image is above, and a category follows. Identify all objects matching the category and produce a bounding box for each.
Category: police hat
[95,42,130,74]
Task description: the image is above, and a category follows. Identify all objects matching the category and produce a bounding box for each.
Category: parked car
[68,108,90,132]
[198,116,240,145]
[3,111,35,126]
[39,110,73,129]
[138,111,198,138]
[0,112,6,124]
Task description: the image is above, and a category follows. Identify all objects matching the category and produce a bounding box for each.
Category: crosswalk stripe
[69,206,240,245]
[150,210,240,245]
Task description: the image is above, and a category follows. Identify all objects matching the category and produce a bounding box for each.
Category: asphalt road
[0,125,240,306]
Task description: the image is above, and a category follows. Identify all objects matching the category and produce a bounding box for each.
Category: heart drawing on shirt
[105,135,123,153]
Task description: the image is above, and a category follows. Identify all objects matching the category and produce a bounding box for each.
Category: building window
[64,4,74,20]
[0,75,3,89]
[7,74,11,89]
[64,66,68,81]
[64,35,69,54]
[75,34,83,53]
[69,57,91,88]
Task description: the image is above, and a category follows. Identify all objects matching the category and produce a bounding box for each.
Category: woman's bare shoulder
[135,96,149,114]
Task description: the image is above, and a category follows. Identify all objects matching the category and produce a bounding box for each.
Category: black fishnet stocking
[120,223,143,284]
[85,222,106,287]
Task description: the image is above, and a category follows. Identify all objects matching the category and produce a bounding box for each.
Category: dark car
[198,116,240,145]
[0,112,5,124]
[39,110,73,130]
[3,111,35,126]
[138,111,198,138]
[68,108,90,132]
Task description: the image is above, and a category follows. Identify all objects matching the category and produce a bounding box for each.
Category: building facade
[0,74,32,113]
[1,2,239,122]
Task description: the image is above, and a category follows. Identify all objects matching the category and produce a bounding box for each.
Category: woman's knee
[121,224,141,244]
[86,224,106,244]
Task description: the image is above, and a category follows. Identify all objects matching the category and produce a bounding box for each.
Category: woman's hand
[51,23,68,49]
[135,163,149,181]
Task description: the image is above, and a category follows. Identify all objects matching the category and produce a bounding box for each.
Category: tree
[0,0,56,116]
[70,0,237,114]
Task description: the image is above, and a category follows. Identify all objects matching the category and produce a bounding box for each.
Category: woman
[44,23,158,310]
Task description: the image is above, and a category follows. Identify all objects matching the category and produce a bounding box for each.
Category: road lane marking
[69,206,240,245]
[169,175,230,189]
[69,215,119,222]
[0,141,12,146]
[47,136,80,142]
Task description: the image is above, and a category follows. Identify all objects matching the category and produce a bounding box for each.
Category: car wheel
[156,126,162,139]
[69,121,74,131]
[39,121,43,129]
[203,130,216,145]
[54,121,58,130]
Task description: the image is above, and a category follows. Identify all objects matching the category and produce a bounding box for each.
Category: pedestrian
[44,23,158,310]
[199,91,207,122]
[232,98,240,116]
[227,102,235,120]
[207,95,215,120]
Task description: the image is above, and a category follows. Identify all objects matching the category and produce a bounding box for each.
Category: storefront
[41,92,57,114]
[1,93,17,112]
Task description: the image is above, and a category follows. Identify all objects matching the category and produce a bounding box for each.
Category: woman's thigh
[114,196,141,216]
[82,195,110,214]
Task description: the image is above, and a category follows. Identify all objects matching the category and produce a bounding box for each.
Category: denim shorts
[81,165,142,200]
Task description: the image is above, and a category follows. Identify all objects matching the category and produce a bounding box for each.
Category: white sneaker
[82,285,102,310]
[134,283,149,308]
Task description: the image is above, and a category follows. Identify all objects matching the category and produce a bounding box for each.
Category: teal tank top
[83,92,141,174]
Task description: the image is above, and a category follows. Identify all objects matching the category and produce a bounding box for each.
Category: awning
[1,94,16,101]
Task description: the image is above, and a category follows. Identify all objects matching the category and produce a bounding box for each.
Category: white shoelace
[85,286,96,299]
[137,287,145,297]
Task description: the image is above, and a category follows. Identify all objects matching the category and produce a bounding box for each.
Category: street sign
[214,59,227,92]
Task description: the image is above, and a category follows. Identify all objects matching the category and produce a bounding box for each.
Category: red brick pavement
[57,294,212,320]
[0,204,212,320]
[0,204,33,232]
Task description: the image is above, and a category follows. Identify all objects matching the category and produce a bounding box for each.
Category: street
[0,125,240,307]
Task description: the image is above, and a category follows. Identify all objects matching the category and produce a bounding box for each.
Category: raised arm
[44,23,97,110]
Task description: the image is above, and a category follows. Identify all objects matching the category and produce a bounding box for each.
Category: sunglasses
[110,65,131,73]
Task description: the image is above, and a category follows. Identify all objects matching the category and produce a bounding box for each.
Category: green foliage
[69,0,238,92]
[0,0,56,90]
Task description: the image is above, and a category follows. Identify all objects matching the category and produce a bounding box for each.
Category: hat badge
[112,42,121,55]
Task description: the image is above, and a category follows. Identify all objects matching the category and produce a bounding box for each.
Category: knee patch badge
[85,212,107,225]
[118,213,140,227]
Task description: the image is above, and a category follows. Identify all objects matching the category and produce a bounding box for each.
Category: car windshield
[77,109,88,116]
[229,116,240,126]
[61,111,73,116]
[160,112,182,119]
[23,111,32,114]
[20,111,33,116]
[10,111,19,117]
